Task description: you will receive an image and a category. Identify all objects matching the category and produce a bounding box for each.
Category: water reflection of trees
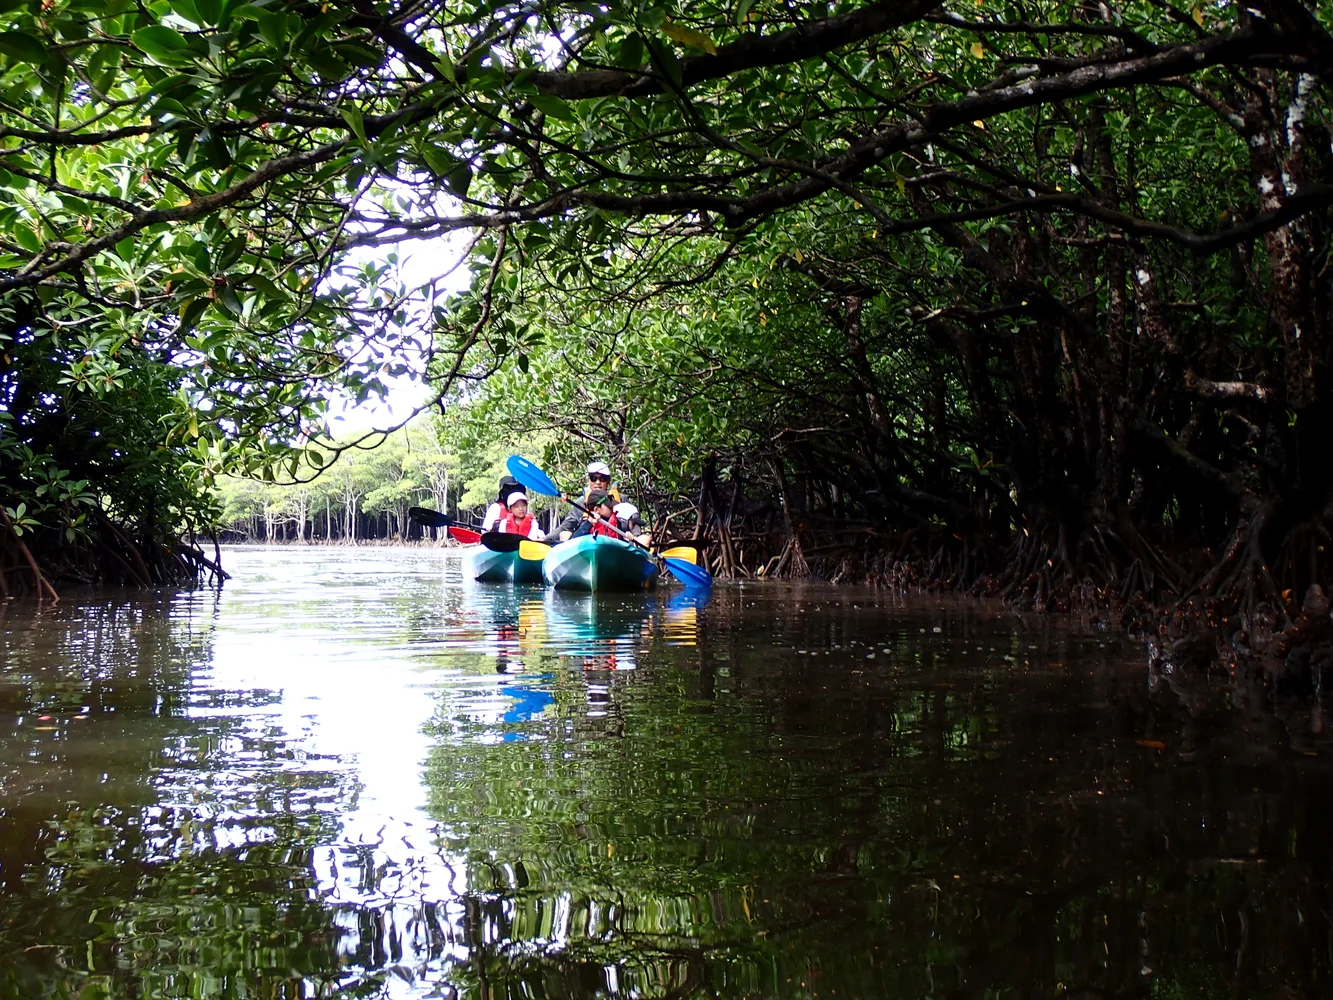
[0,595,355,998]
[2,580,1329,999]
[390,593,1333,999]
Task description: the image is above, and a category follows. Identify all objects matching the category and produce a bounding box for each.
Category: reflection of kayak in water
[543,537,658,592]
[462,545,544,584]
[541,590,656,661]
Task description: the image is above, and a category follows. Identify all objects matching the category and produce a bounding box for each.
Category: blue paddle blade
[507,455,562,497]
[663,556,712,589]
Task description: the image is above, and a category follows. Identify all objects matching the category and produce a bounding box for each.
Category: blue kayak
[462,545,544,584]
[542,536,659,592]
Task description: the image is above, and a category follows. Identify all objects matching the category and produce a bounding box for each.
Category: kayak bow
[542,536,659,592]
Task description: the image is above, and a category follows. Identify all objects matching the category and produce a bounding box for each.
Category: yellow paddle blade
[657,546,698,564]
[518,540,551,561]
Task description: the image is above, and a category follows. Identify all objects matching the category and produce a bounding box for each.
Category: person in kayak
[613,502,652,545]
[552,461,621,541]
[570,491,620,539]
[497,492,546,540]
[482,475,523,531]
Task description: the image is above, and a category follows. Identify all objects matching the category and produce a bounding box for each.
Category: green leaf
[307,48,348,81]
[736,0,755,24]
[0,32,47,65]
[132,25,195,66]
[87,45,122,95]
[445,161,472,199]
[178,296,208,331]
[660,21,717,55]
[218,282,243,316]
[335,41,382,68]
[340,105,367,144]
[618,32,644,69]
[242,272,288,299]
[421,144,457,178]
[169,0,202,25]
[256,11,287,51]
[529,93,574,121]
[645,38,682,87]
[13,225,39,253]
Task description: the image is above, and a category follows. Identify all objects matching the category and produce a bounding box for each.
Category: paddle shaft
[561,494,651,550]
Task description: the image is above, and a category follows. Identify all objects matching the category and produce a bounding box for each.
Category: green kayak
[462,545,544,584]
[542,536,659,592]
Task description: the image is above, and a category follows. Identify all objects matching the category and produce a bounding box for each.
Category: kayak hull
[542,536,659,592]
[463,546,544,583]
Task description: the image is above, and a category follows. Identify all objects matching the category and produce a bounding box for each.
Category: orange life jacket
[499,512,535,536]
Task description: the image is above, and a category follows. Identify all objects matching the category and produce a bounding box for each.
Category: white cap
[613,502,639,519]
[506,492,529,506]
[586,461,611,476]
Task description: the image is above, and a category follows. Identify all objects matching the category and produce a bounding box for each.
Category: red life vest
[499,512,535,536]
[587,518,617,538]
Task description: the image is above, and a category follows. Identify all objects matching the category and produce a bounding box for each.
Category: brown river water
[0,546,1330,999]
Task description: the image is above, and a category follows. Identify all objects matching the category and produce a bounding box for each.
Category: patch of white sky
[321,214,476,435]
[322,24,575,436]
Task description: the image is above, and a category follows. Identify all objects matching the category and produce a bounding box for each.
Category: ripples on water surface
[1,546,1330,999]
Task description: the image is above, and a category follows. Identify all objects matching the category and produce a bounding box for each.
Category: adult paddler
[481,475,523,531]
[551,461,621,542]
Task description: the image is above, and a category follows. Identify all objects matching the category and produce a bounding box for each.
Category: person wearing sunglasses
[552,461,621,541]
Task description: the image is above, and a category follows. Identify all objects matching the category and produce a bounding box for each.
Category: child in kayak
[497,493,546,540]
[482,475,523,531]
[571,491,620,539]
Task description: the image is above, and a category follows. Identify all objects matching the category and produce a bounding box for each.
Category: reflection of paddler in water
[495,599,548,674]
[455,584,538,673]
[490,599,555,732]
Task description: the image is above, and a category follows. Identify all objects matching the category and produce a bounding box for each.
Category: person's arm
[570,519,591,538]
[528,521,545,541]
[481,502,502,531]
[554,508,580,541]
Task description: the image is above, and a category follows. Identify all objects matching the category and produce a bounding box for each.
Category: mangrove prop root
[1,506,59,602]
[0,502,215,595]
[718,506,1330,684]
